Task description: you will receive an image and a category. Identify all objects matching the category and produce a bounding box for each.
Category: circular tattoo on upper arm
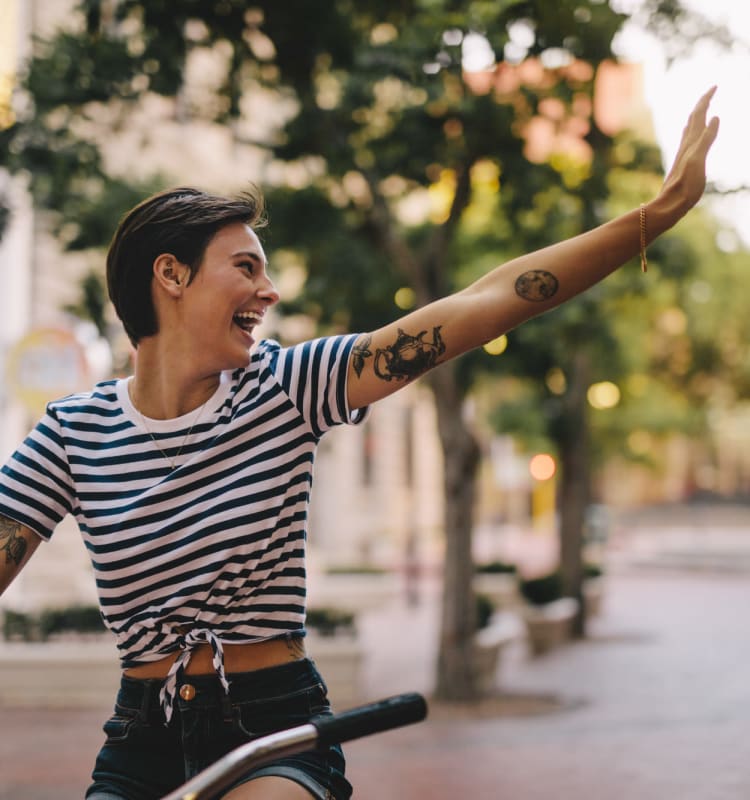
[514,270,559,302]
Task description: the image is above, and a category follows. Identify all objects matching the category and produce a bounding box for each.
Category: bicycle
[160,692,428,800]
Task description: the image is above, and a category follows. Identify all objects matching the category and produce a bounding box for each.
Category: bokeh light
[587,381,620,410]
[529,453,556,481]
[483,334,508,355]
[394,287,416,310]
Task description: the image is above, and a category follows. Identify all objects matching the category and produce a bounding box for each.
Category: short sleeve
[263,334,370,438]
[0,405,76,541]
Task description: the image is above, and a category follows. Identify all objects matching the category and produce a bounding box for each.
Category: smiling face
[177,221,280,372]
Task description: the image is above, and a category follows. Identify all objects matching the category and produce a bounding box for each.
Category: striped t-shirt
[0,335,366,714]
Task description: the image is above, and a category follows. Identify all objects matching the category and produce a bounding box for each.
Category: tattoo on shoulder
[0,517,29,566]
[374,326,446,383]
[352,335,373,378]
[515,269,559,302]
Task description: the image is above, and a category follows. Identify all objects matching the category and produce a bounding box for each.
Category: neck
[131,338,221,420]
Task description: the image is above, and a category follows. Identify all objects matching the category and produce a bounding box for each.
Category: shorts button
[179,683,196,701]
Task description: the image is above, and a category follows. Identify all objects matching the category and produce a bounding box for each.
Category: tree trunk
[557,350,591,638]
[428,362,482,701]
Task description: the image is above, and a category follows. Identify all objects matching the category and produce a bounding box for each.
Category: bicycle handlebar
[312,691,427,746]
[161,692,428,800]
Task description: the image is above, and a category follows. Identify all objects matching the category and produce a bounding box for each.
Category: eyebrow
[232,249,268,268]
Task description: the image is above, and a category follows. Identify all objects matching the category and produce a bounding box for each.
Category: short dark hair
[106,185,266,346]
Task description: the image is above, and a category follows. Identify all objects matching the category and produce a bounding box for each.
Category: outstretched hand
[659,87,720,214]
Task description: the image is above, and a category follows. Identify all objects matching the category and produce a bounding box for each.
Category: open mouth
[233,311,263,333]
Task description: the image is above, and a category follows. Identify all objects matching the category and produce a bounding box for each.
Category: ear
[153,253,189,297]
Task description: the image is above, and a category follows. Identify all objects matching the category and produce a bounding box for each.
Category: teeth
[234,311,262,323]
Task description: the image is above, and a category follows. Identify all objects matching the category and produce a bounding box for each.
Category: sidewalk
[347,568,750,799]
[3,506,750,799]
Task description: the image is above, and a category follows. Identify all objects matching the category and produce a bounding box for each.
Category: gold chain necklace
[131,386,210,470]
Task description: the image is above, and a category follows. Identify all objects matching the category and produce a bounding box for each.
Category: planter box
[473,614,522,694]
[305,632,365,709]
[0,634,365,711]
[0,639,120,708]
[583,577,604,618]
[307,573,401,614]
[522,597,579,656]
[473,573,520,610]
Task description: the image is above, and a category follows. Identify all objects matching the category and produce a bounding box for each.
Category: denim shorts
[85,658,352,800]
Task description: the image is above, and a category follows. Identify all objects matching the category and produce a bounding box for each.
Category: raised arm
[348,87,720,410]
[0,515,42,596]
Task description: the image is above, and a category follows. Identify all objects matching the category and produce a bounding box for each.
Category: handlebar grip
[312,692,428,748]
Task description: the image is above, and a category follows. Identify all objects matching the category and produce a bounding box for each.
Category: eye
[236,261,255,274]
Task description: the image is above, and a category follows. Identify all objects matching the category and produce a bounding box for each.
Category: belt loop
[139,680,153,722]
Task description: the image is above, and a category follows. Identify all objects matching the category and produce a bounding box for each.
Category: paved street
[2,503,750,799]
[348,569,750,799]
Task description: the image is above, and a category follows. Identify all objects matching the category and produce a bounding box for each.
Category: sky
[618,0,750,246]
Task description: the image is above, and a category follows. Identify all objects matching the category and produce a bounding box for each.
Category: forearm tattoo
[373,326,446,382]
[515,269,559,302]
[0,517,28,566]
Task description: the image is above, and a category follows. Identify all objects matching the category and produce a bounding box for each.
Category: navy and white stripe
[0,335,367,717]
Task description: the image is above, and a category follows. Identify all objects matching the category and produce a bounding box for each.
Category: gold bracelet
[639,203,648,273]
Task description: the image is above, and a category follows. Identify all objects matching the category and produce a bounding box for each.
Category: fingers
[690,87,720,155]
[696,85,717,112]
[689,86,717,134]
[698,114,720,156]
[675,86,719,160]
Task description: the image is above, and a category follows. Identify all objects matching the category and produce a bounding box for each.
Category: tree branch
[360,171,424,294]
[423,157,476,299]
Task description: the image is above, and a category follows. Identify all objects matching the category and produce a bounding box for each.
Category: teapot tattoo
[374,326,446,382]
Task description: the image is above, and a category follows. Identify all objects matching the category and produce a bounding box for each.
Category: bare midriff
[123,637,306,680]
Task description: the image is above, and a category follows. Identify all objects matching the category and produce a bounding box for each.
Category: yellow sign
[5,328,90,415]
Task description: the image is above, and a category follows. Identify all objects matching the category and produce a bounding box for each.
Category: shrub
[519,571,564,606]
[475,593,495,629]
[475,560,517,575]
[39,605,106,639]
[306,607,357,636]
[2,605,105,641]
[3,610,37,641]
[583,562,604,579]
[324,564,388,575]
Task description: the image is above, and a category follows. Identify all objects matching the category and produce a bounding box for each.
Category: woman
[0,88,719,799]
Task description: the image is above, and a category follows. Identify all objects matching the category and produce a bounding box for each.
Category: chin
[229,343,254,369]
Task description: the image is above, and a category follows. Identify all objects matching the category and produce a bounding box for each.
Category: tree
[485,150,750,620]
[0,0,737,700]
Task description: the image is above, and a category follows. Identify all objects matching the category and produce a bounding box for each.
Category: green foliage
[0,197,8,241]
[305,606,357,636]
[474,560,516,575]
[583,562,603,580]
[2,605,106,641]
[3,609,37,641]
[38,605,106,638]
[475,593,494,629]
[324,564,388,575]
[519,571,564,606]
[64,269,108,335]
[265,185,404,333]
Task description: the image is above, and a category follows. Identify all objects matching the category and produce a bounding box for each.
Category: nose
[258,273,280,306]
